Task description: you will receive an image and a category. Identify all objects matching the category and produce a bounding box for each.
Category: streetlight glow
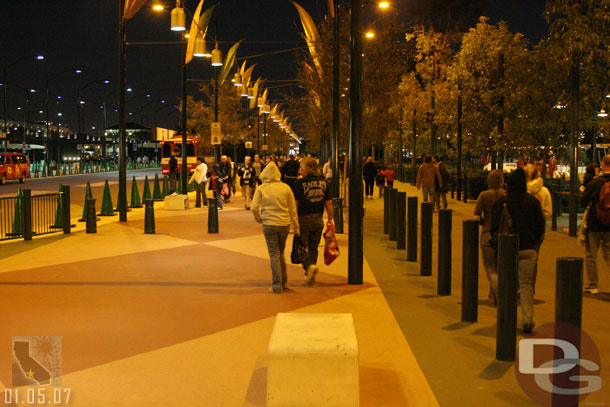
[211,48,222,66]
[365,31,375,38]
[152,4,164,11]
[379,1,389,8]
[598,108,608,118]
[171,5,186,31]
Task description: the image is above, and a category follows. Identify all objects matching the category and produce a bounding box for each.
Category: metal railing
[0,187,71,241]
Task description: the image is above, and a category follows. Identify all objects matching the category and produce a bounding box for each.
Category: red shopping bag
[323,222,340,265]
[221,182,229,196]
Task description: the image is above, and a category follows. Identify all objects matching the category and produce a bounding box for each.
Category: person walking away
[323,156,333,183]
[416,155,442,203]
[218,155,232,203]
[584,162,600,189]
[363,157,377,199]
[491,168,545,333]
[474,170,505,306]
[581,154,610,294]
[227,157,237,194]
[375,169,386,198]
[281,154,300,188]
[252,162,300,293]
[436,161,450,210]
[189,157,208,207]
[237,156,255,209]
[292,157,334,285]
[384,166,395,189]
[207,164,224,210]
[168,153,178,194]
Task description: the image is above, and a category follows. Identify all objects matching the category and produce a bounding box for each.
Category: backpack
[595,180,610,225]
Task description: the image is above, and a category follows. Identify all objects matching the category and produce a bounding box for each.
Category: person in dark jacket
[583,162,600,189]
[581,154,610,294]
[168,153,178,193]
[207,164,224,209]
[491,168,545,333]
[218,155,232,203]
[281,154,300,188]
[363,157,377,199]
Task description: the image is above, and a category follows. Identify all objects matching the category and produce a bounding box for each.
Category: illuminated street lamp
[171,1,186,31]
[598,109,608,118]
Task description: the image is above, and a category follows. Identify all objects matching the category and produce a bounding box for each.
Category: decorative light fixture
[365,31,375,39]
[241,85,249,98]
[379,1,389,8]
[262,104,270,114]
[233,73,242,87]
[194,34,207,57]
[247,87,255,99]
[211,47,222,66]
[598,109,608,118]
[257,97,265,108]
[171,1,186,31]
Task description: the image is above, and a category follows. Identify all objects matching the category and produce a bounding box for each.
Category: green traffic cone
[11,188,23,235]
[162,174,169,197]
[51,185,64,228]
[152,174,162,201]
[79,181,93,222]
[98,180,115,216]
[129,176,142,208]
[142,176,152,201]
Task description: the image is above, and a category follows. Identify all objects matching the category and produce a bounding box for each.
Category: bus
[160,136,199,175]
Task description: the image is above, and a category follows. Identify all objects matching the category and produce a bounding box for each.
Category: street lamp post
[348,0,364,285]
[181,35,188,194]
[332,0,341,227]
[118,0,128,222]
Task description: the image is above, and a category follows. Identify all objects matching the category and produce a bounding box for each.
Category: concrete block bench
[267,313,359,406]
[164,194,189,210]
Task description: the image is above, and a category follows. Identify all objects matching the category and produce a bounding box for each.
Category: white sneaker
[584,286,600,294]
[305,265,318,285]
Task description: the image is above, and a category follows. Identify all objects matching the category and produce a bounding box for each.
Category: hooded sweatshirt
[416,162,442,189]
[526,177,552,219]
[491,168,545,250]
[251,162,299,229]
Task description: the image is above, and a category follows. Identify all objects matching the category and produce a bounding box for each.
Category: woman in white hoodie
[525,163,552,291]
[252,162,300,293]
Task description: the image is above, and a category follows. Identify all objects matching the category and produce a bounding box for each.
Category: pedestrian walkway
[0,189,439,406]
[362,180,609,406]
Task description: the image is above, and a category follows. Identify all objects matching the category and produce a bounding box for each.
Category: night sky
[0,0,547,135]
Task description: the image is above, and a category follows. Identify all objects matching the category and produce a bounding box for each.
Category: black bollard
[461,220,479,322]
[144,199,155,234]
[407,196,418,262]
[496,234,519,362]
[208,194,219,233]
[61,185,71,234]
[333,198,344,234]
[451,176,455,199]
[555,257,584,328]
[383,186,390,234]
[420,202,433,276]
[86,198,97,234]
[553,257,584,407]
[396,192,406,250]
[463,175,468,203]
[437,209,452,295]
[389,188,398,241]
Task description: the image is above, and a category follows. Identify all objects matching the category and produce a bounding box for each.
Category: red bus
[161,136,199,175]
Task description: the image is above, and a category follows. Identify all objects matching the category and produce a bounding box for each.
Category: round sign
[515,322,601,407]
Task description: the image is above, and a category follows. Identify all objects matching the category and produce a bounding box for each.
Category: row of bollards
[382,186,586,365]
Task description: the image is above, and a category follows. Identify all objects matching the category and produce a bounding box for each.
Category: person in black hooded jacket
[491,167,545,334]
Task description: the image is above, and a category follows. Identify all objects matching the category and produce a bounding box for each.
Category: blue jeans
[585,230,610,288]
[263,225,289,292]
[518,249,538,327]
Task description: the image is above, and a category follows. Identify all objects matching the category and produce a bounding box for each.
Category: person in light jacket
[189,157,208,207]
[252,162,300,293]
[416,155,442,203]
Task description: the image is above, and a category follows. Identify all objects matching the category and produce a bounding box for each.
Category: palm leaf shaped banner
[291,1,322,74]
[219,40,244,85]
[249,78,262,110]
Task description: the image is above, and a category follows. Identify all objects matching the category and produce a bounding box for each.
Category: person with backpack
[491,168,545,333]
[384,166,396,189]
[581,154,610,294]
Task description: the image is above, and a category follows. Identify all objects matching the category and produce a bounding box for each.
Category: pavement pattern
[0,186,439,406]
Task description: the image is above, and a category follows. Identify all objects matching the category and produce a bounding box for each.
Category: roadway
[0,169,164,217]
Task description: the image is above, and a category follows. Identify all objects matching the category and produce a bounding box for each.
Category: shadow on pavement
[478,360,513,380]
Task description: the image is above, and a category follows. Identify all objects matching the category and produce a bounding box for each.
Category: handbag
[221,182,229,196]
[290,235,308,264]
[490,200,512,249]
[323,222,340,265]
